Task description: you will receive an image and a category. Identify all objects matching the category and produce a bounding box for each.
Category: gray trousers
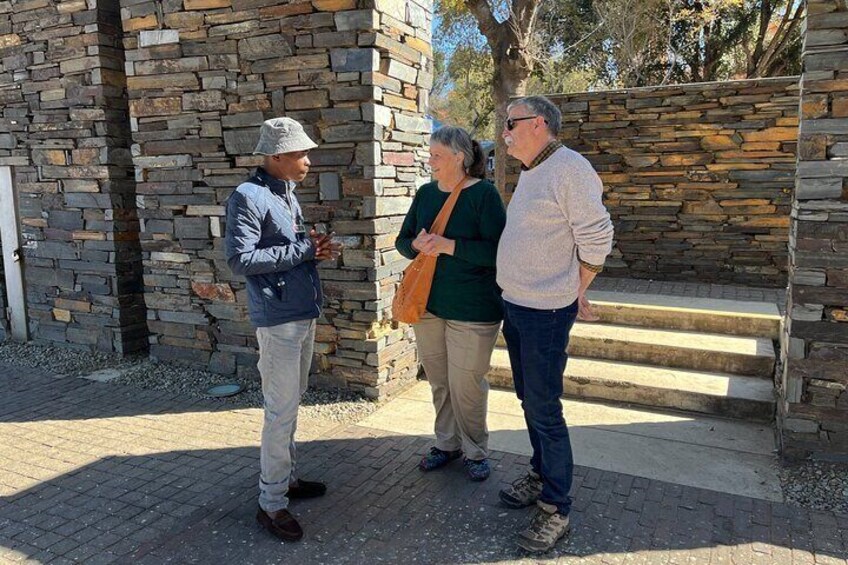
[413,313,501,461]
[256,318,315,513]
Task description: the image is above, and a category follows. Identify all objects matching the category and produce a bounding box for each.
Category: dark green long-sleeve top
[395,179,507,323]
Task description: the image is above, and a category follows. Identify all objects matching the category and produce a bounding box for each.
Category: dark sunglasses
[506,115,545,131]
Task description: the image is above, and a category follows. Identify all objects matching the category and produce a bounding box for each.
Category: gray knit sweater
[496,146,614,309]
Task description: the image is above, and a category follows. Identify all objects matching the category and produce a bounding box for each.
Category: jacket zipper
[284,181,320,317]
[309,272,320,316]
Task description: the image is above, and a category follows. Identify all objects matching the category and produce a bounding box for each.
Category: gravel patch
[114,359,379,424]
[0,341,141,377]
[0,340,380,425]
[780,460,848,516]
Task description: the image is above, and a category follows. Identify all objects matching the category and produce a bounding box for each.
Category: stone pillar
[0,1,147,354]
[780,0,848,460]
[121,0,432,396]
[329,0,433,397]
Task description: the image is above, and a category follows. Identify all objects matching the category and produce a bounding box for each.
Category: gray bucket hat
[253,117,318,155]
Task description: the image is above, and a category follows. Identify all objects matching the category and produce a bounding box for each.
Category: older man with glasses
[496,96,614,553]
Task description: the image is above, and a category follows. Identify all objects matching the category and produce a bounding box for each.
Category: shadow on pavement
[1,362,846,564]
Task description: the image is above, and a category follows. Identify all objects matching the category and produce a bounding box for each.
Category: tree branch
[512,0,541,36]
[752,0,773,68]
[660,1,678,85]
[754,1,804,76]
[464,0,503,50]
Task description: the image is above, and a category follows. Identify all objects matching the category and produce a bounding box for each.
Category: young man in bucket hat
[225,117,341,542]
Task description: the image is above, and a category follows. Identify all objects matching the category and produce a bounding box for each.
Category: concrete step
[586,291,782,338]
[488,350,776,422]
[497,324,776,377]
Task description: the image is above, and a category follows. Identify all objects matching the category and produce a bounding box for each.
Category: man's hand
[417,233,455,257]
[317,240,342,261]
[576,293,599,322]
[309,229,342,261]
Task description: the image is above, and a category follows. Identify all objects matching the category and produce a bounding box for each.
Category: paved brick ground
[1,361,845,564]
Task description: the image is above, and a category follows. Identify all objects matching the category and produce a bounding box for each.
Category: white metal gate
[0,166,28,341]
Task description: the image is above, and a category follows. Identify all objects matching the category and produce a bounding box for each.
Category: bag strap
[429,176,468,236]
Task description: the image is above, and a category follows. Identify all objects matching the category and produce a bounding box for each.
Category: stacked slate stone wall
[505,77,799,287]
[120,0,431,397]
[780,0,848,461]
[330,0,433,396]
[0,0,147,353]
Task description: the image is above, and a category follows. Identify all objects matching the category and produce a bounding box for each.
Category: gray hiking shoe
[499,470,543,508]
[516,500,571,553]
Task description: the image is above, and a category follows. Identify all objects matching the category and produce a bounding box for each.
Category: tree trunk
[492,65,529,199]
[463,0,539,198]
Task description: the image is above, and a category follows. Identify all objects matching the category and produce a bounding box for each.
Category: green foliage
[432,0,804,131]
[667,0,804,82]
[586,0,805,84]
[430,45,496,138]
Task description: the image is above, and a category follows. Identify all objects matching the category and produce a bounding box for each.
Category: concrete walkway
[1,361,845,564]
[363,382,783,501]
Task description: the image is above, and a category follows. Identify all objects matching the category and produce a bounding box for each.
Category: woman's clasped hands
[411,228,455,257]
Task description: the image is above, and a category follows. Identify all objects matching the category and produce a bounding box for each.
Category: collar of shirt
[521,141,563,171]
[254,167,295,195]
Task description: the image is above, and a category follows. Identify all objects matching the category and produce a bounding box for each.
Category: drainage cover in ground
[207,383,243,398]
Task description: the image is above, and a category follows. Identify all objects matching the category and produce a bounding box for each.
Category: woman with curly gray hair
[395,125,506,481]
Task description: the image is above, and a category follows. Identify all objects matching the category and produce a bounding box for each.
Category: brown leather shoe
[256,507,303,542]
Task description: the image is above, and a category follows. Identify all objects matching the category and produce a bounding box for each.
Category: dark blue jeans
[502,299,579,516]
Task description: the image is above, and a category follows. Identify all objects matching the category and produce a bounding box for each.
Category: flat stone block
[135,155,192,168]
[334,9,378,30]
[150,252,191,263]
[394,113,429,133]
[375,0,405,20]
[184,0,232,8]
[130,96,182,117]
[796,178,843,200]
[0,133,16,149]
[223,129,259,154]
[330,48,379,73]
[127,73,199,90]
[319,172,341,200]
[285,90,329,110]
[238,34,292,60]
[362,196,413,218]
[314,0,357,10]
[384,59,417,84]
[139,30,180,48]
[182,91,225,112]
[322,123,381,143]
[221,111,264,129]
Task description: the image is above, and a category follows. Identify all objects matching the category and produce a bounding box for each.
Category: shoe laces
[531,508,566,537]
[512,472,541,491]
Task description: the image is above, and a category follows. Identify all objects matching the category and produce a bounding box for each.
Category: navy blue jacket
[225,168,322,327]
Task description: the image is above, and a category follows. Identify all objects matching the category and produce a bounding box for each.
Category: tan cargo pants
[413,313,501,460]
